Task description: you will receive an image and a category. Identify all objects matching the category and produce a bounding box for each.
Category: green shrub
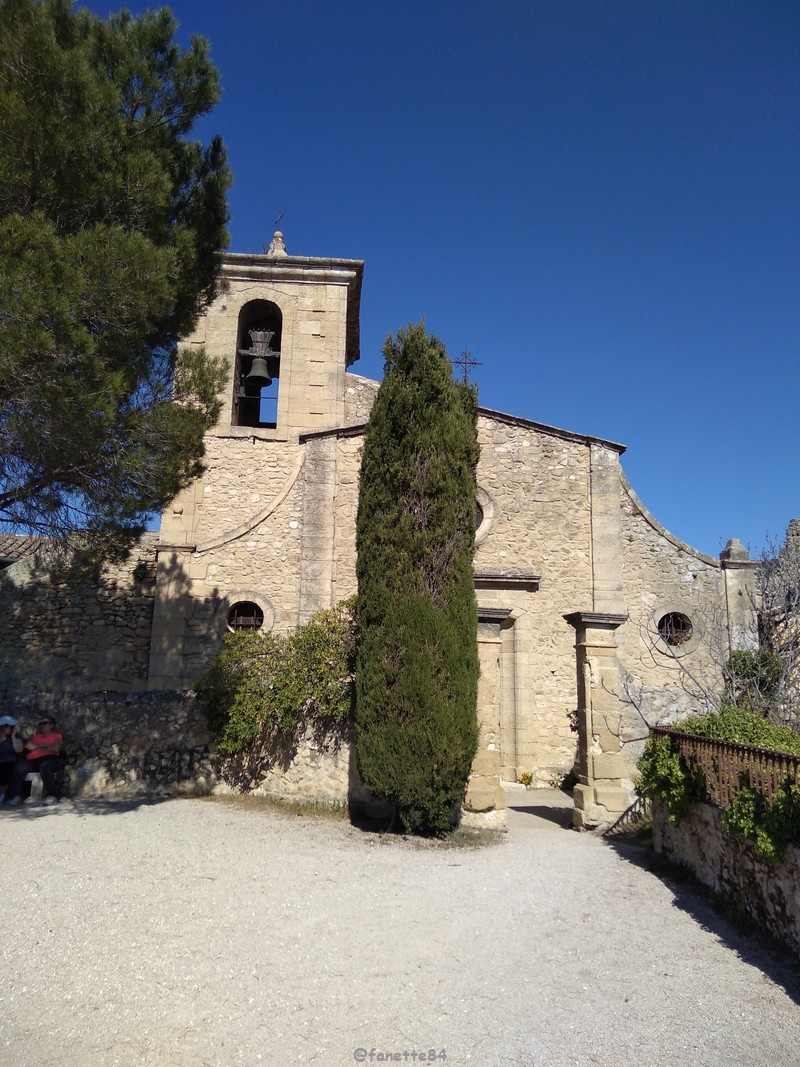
[197,599,357,755]
[723,781,800,866]
[728,648,783,695]
[674,706,800,755]
[726,648,785,716]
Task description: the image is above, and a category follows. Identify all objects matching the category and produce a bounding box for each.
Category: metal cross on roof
[451,348,482,384]
[274,210,284,230]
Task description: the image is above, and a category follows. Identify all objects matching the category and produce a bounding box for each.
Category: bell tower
[184,228,364,441]
[147,233,364,689]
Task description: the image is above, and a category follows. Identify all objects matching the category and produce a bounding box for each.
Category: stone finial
[267,229,287,257]
[720,537,749,562]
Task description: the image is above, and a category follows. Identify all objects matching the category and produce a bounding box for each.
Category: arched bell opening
[234,300,283,428]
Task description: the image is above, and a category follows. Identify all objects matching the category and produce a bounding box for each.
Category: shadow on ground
[606,835,800,1007]
[505,802,573,829]
[0,796,173,820]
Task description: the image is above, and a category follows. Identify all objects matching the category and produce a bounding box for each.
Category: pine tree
[355,322,480,834]
[0,0,231,565]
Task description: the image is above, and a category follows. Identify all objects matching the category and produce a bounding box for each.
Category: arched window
[234,300,282,429]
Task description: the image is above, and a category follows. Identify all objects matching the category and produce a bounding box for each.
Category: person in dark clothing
[7,716,64,807]
[0,716,24,803]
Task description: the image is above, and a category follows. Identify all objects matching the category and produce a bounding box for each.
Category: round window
[657,612,693,647]
[227,601,265,632]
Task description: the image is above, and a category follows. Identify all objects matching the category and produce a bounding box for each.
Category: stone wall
[620,477,726,719]
[653,801,800,956]
[7,690,386,816]
[331,433,366,603]
[210,723,387,818]
[141,242,756,801]
[8,691,213,797]
[343,373,379,421]
[474,415,594,782]
[0,535,159,696]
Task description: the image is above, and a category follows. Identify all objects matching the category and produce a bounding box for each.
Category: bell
[246,355,272,388]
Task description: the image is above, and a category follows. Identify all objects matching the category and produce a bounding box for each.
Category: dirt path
[1,789,797,1066]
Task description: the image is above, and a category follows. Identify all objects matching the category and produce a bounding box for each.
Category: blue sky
[86,0,799,559]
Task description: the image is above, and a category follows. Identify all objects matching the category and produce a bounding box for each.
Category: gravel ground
[1,787,798,1067]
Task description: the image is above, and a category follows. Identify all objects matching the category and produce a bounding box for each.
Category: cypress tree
[355,322,480,834]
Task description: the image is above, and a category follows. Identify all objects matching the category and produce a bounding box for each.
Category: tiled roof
[0,533,44,563]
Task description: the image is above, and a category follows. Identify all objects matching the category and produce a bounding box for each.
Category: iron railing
[650,726,800,809]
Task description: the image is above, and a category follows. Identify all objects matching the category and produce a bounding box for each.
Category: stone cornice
[296,404,628,456]
[478,606,513,622]
[719,557,759,571]
[563,611,628,629]
[221,252,364,283]
[299,422,368,442]
[474,570,541,589]
[219,252,363,367]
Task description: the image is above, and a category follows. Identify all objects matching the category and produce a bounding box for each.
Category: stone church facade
[0,234,759,827]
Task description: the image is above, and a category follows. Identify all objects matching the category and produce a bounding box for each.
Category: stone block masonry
[3,689,391,822]
[653,800,800,955]
[8,691,214,798]
[0,534,159,696]
[0,238,763,830]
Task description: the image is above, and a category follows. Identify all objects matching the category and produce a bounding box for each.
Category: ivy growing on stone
[635,734,705,826]
[723,781,800,866]
[676,705,800,754]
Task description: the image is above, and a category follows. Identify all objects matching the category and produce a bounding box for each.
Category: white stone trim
[214,591,276,639]
[475,486,496,547]
[648,601,704,658]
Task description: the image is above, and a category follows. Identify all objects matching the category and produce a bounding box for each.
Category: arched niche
[233,300,283,429]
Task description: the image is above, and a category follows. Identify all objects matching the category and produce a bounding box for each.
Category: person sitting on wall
[7,716,64,808]
[0,716,24,804]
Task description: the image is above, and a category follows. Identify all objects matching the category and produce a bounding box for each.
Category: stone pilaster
[564,611,632,830]
[297,436,337,623]
[147,544,197,690]
[719,538,759,652]
[464,611,508,826]
[589,443,625,614]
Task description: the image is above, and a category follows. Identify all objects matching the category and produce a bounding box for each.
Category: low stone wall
[7,691,387,816]
[8,691,499,826]
[653,801,800,955]
[9,691,215,798]
[210,723,385,817]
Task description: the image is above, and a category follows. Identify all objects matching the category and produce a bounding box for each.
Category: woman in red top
[7,717,64,807]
